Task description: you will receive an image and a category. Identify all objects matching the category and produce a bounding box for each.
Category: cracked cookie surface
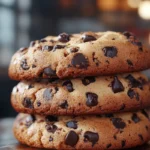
[9,31,150,80]
[11,72,150,115]
[13,111,150,149]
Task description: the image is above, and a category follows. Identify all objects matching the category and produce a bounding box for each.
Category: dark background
[0,0,150,118]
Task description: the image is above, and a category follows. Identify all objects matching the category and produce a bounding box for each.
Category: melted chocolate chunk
[71,53,89,69]
[111,118,126,129]
[65,131,79,147]
[132,113,141,123]
[36,101,41,107]
[28,84,34,89]
[127,89,139,101]
[126,59,133,66]
[53,45,65,51]
[42,45,53,51]
[123,31,134,38]
[43,88,53,100]
[19,47,28,53]
[84,131,99,147]
[121,140,126,148]
[49,136,53,141]
[70,47,79,53]
[22,97,33,109]
[43,67,56,76]
[138,134,144,141]
[30,41,36,47]
[62,80,74,92]
[86,92,98,107]
[102,46,117,58]
[82,77,95,86]
[60,100,68,109]
[141,110,149,119]
[119,104,125,110]
[66,121,77,129]
[40,39,47,43]
[106,143,112,149]
[111,76,124,93]
[25,115,36,127]
[45,116,58,122]
[20,59,30,70]
[82,34,96,42]
[45,124,57,133]
[58,33,70,43]
[145,126,149,131]
[125,74,142,89]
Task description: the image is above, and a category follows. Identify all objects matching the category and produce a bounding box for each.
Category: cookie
[11,72,150,115]
[13,111,150,149]
[9,31,150,80]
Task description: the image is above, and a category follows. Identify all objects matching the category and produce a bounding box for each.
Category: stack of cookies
[9,31,150,149]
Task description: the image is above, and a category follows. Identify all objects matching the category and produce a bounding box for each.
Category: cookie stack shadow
[9,31,150,149]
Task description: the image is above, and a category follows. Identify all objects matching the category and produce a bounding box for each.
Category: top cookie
[9,31,150,80]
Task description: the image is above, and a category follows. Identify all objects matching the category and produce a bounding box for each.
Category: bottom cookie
[13,111,150,149]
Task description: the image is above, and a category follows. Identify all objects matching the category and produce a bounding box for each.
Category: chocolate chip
[60,100,68,109]
[127,89,139,101]
[49,136,53,141]
[123,31,133,38]
[111,76,124,93]
[132,113,141,123]
[145,126,149,131]
[119,104,125,110]
[43,67,56,76]
[66,121,77,129]
[53,45,65,51]
[121,140,126,148]
[125,74,142,89]
[32,64,36,68]
[45,124,57,133]
[126,59,133,66]
[106,143,112,149]
[20,59,30,70]
[37,101,41,107]
[84,131,99,147]
[65,131,79,147]
[22,97,33,109]
[70,47,79,53]
[111,118,126,129]
[86,92,98,107]
[45,116,58,122]
[30,41,36,47]
[28,84,34,89]
[82,77,95,86]
[138,134,144,141]
[141,110,149,119]
[71,53,89,69]
[105,114,114,118]
[62,80,74,92]
[42,45,53,51]
[113,135,117,140]
[43,88,52,100]
[58,33,70,42]
[102,46,117,58]
[25,115,36,127]
[82,34,96,42]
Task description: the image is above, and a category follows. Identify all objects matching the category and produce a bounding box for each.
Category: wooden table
[0,118,150,150]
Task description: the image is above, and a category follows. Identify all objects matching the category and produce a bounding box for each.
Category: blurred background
[0,0,150,118]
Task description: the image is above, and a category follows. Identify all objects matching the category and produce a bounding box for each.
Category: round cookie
[9,31,150,80]
[13,111,150,149]
[11,72,150,115]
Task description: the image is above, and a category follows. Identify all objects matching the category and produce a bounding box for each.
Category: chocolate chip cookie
[9,31,150,80]
[13,111,150,149]
[11,72,150,115]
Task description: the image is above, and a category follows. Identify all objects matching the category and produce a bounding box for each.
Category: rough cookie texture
[11,72,150,115]
[13,111,150,149]
[9,31,150,80]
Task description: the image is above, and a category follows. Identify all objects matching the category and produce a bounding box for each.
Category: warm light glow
[138,1,150,20]
[127,0,141,8]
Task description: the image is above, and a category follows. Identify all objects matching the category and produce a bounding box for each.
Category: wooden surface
[0,118,150,150]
